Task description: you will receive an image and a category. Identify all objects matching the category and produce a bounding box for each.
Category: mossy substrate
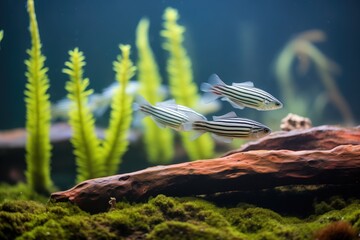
[1,184,359,240]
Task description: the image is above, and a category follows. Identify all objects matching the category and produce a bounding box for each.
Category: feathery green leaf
[63,48,104,182]
[101,44,135,175]
[24,0,53,194]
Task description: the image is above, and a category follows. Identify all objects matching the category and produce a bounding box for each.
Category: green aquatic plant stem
[161,7,214,160]
[101,45,135,175]
[63,48,104,182]
[0,30,3,44]
[136,18,174,164]
[24,0,53,194]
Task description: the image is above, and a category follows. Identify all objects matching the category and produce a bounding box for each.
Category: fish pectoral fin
[226,99,245,109]
[189,131,204,141]
[212,134,233,143]
[232,81,254,88]
[151,117,166,128]
[213,111,237,120]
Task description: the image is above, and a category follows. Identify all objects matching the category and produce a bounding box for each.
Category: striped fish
[183,111,271,143]
[133,97,205,131]
[201,74,283,111]
[157,99,207,121]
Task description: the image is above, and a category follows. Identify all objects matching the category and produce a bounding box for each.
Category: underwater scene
[1,0,360,239]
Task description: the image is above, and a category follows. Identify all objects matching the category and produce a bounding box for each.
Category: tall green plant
[136,18,174,164]
[161,7,214,160]
[101,44,136,175]
[63,48,105,183]
[24,0,53,194]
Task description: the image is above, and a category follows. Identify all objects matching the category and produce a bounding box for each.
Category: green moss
[0,191,359,240]
[314,196,348,215]
[147,221,245,240]
[0,183,48,203]
[17,219,65,240]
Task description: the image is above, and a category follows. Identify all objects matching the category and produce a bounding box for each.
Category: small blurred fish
[183,111,271,143]
[133,97,205,131]
[0,30,3,49]
[201,74,282,111]
[52,80,221,120]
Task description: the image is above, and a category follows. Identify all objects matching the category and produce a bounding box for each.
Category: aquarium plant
[24,0,53,194]
[101,44,135,175]
[274,30,354,126]
[161,7,214,160]
[63,48,105,183]
[136,18,174,164]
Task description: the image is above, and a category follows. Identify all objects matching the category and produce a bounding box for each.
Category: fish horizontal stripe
[192,119,267,136]
[193,121,262,131]
[220,88,261,104]
[219,86,269,104]
[140,105,189,125]
[201,74,283,110]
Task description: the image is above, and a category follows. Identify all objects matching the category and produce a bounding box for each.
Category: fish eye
[275,101,281,106]
[263,128,270,134]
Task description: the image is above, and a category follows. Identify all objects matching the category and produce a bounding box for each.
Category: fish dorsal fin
[156,99,177,109]
[208,74,226,86]
[232,81,254,88]
[212,111,237,121]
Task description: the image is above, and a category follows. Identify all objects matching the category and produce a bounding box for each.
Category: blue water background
[0,0,359,129]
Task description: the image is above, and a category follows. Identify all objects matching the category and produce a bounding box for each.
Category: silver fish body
[201,74,282,111]
[183,111,271,142]
[134,97,204,131]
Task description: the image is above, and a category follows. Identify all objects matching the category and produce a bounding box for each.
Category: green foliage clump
[313,196,347,215]
[161,7,215,161]
[63,48,105,182]
[101,44,136,175]
[0,192,360,240]
[136,18,174,164]
[24,0,53,194]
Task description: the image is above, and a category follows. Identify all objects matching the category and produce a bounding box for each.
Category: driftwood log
[50,125,360,213]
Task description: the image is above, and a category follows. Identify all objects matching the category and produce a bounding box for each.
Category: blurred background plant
[270,30,354,129]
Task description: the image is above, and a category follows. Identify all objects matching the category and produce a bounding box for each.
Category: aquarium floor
[0,184,359,240]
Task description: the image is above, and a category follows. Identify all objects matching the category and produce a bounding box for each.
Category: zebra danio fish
[133,97,205,131]
[201,74,283,111]
[183,111,271,143]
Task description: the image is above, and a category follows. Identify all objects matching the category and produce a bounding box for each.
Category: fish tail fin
[208,73,225,86]
[133,95,150,111]
[200,82,213,92]
[200,73,225,102]
[200,91,219,103]
[182,120,205,141]
[182,121,193,132]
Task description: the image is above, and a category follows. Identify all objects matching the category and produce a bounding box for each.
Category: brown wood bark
[50,125,360,213]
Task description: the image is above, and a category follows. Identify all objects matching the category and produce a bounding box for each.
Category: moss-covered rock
[0,189,359,240]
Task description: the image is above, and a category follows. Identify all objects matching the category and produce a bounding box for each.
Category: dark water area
[0,0,360,129]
